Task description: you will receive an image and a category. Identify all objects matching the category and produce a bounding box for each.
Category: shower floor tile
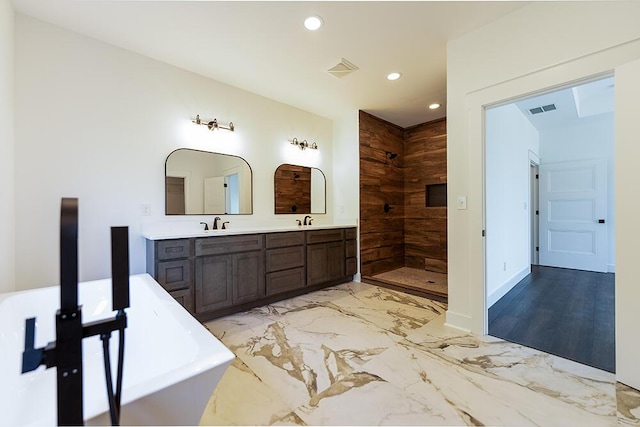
[372,267,448,297]
[200,281,636,426]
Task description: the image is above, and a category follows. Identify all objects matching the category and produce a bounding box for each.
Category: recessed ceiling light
[386,72,402,81]
[304,16,323,31]
[428,103,441,110]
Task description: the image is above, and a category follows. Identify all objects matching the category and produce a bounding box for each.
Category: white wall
[0,0,14,294]
[485,104,539,307]
[332,111,360,278]
[446,1,640,389]
[14,14,333,290]
[539,113,615,271]
[615,57,640,393]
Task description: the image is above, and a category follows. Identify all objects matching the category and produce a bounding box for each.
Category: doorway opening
[485,75,616,372]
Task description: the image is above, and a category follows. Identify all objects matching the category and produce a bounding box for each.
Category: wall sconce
[192,114,235,132]
[290,137,318,151]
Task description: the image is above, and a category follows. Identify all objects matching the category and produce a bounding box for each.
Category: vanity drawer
[306,229,344,244]
[345,228,357,240]
[157,259,191,291]
[157,239,191,260]
[266,267,305,296]
[265,231,305,249]
[266,246,305,273]
[345,240,357,258]
[195,234,264,256]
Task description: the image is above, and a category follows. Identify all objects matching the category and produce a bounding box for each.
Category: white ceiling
[515,76,615,132]
[11,1,527,128]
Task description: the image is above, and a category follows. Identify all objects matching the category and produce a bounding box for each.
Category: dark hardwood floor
[488,265,615,373]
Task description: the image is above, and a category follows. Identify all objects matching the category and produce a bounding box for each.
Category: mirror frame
[165,148,253,215]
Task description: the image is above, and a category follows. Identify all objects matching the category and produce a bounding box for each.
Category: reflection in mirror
[165,148,252,215]
[274,164,326,214]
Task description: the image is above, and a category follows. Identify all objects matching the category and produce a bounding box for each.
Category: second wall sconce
[290,137,318,151]
[192,114,235,132]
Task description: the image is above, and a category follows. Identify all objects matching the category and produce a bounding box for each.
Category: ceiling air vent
[327,58,359,79]
[529,103,556,115]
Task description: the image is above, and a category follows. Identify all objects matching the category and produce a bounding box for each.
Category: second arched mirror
[274,164,326,214]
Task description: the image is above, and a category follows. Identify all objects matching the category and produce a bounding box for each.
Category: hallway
[489,265,615,373]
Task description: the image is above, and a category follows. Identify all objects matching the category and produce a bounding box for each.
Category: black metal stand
[21,198,130,426]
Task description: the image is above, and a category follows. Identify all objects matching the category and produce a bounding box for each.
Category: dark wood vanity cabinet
[147,227,357,321]
[146,239,194,313]
[194,235,265,313]
[265,232,306,296]
[307,229,345,286]
[345,228,358,276]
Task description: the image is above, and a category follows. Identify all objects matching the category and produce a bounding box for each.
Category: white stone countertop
[142,224,357,241]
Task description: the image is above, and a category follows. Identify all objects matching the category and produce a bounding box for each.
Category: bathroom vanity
[146,226,357,321]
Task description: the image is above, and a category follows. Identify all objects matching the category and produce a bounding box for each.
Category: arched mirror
[165,148,253,215]
[274,164,326,214]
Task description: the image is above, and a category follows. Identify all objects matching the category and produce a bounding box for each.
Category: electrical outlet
[142,204,151,216]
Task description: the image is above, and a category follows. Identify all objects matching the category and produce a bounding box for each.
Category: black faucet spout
[303,215,312,225]
[213,217,221,230]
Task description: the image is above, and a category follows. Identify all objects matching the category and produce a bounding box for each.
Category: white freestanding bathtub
[0,273,235,426]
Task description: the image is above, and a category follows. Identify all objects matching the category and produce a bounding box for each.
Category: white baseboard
[608,264,616,273]
[353,273,362,282]
[445,310,472,332]
[487,266,530,308]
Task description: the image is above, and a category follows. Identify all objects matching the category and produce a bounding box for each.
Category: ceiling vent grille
[327,58,359,79]
[529,104,557,115]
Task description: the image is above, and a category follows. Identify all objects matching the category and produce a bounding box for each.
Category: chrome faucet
[304,215,313,225]
[213,217,221,230]
[200,221,209,231]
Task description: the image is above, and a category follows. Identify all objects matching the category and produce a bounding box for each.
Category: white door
[539,158,608,272]
[204,176,226,214]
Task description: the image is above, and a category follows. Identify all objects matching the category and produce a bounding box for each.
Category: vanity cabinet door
[307,241,345,286]
[326,241,345,281]
[195,255,233,313]
[232,250,265,305]
[307,244,327,286]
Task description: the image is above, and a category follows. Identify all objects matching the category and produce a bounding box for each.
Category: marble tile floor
[371,267,448,297]
[200,281,640,426]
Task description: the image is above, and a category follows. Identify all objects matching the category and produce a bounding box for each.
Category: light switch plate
[457,196,467,210]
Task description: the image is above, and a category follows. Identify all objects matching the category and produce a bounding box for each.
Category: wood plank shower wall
[359,111,447,277]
